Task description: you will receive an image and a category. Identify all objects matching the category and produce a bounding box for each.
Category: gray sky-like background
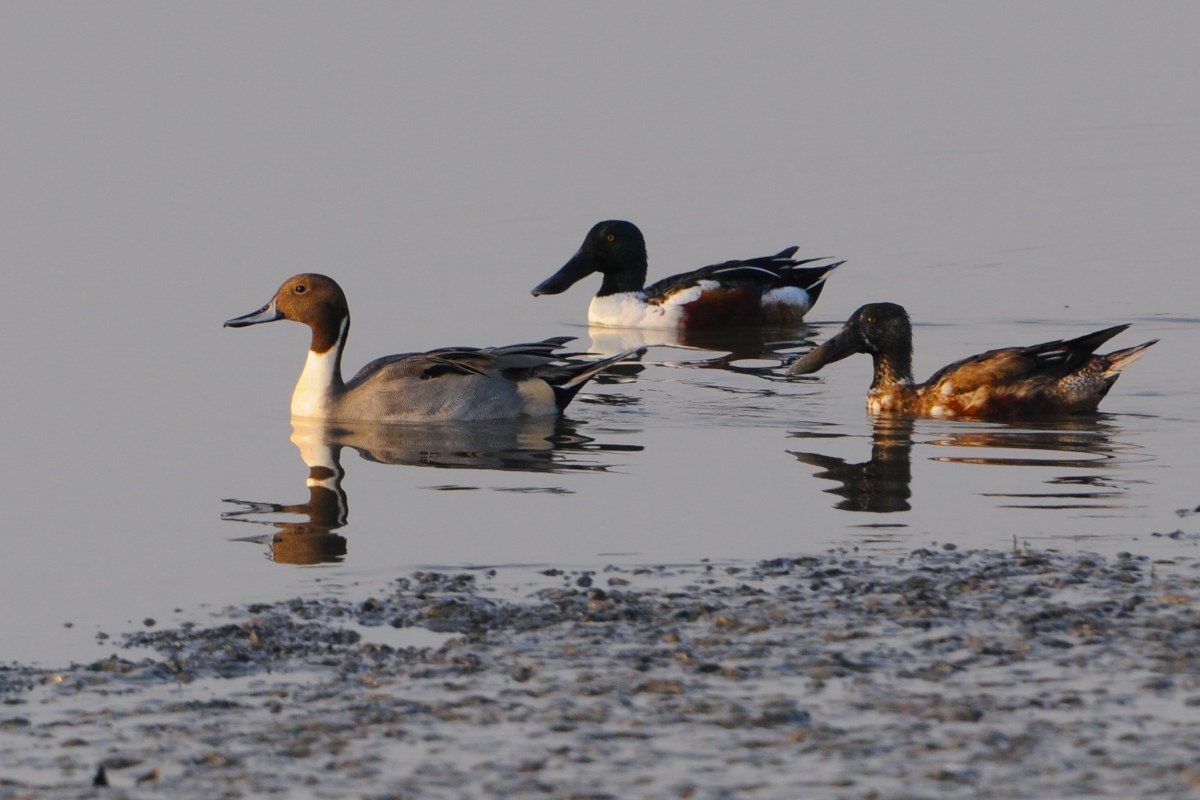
[2,2,1197,664]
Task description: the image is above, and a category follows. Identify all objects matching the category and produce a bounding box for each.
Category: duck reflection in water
[926,416,1132,510]
[790,416,1129,513]
[589,324,819,381]
[222,446,349,565]
[790,417,915,512]
[223,416,641,564]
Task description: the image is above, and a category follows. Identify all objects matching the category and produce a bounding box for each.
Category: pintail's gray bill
[224,300,283,328]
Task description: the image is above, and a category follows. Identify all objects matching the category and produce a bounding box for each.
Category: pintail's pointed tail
[554,348,646,409]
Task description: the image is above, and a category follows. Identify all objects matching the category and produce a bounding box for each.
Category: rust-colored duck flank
[788,302,1156,419]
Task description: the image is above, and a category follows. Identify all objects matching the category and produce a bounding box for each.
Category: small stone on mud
[925,766,980,784]
[635,679,684,695]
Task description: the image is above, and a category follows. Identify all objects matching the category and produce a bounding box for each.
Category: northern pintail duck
[532,220,842,329]
[225,274,637,423]
[788,302,1156,419]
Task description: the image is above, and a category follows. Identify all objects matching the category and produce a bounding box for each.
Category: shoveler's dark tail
[1067,324,1131,354]
[1103,339,1157,376]
[1085,337,1156,406]
[1028,323,1132,372]
[798,261,843,306]
[552,348,646,410]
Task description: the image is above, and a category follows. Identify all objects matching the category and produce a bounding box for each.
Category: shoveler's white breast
[588,292,677,328]
[588,283,719,329]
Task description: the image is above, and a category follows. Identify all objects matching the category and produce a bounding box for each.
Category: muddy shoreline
[3,547,1199,798]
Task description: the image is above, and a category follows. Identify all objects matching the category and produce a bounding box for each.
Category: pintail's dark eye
[294,284,307,294]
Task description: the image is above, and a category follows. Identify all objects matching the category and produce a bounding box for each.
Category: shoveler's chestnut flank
[788,302,1156,419]
[532,220,842,329]
[225,274,637,423]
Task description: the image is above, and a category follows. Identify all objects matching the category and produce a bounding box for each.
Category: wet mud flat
[3,547,1200,799]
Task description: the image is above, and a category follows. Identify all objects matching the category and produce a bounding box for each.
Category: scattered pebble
[0,548,1197,798]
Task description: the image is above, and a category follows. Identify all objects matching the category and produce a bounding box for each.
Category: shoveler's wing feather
[643,251,841,299]
[924,348,1044,393]
[923,324,1133,392]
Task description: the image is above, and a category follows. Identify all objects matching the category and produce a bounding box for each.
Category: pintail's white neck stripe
[291,317,348,418]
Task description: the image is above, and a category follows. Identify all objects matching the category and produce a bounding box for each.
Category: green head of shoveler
[532,220,649,298]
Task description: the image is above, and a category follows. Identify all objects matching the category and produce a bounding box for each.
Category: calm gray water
[2,2,1197,665]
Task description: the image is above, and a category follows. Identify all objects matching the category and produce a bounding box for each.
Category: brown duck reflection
[789,415,1129,513]
[924,417,1132,510]
[223,416,640,564]
[222,433,350,564]
[789,417,915,512]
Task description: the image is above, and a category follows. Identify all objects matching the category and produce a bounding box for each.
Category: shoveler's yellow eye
[606,234,615,242]
[866,315,874,323]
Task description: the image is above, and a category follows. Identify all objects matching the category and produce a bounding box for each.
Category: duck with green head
[533,220,842,329]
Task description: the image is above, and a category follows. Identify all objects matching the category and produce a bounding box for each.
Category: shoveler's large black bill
[224,299,283,328]
[531,248,598,297]
[787,325,863,375]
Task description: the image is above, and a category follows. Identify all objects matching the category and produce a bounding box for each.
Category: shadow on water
[788,415,1142,515]
[587,324,817,376]
[223,416,643,564]
[928,416,1147,510]
[789,417,915,513]
[222,450,351,566]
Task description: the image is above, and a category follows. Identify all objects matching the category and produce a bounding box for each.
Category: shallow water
[5,550,1198,798]
[1,2,1198,667]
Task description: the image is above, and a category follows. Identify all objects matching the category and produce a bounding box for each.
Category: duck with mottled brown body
[788,303,1156,419]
